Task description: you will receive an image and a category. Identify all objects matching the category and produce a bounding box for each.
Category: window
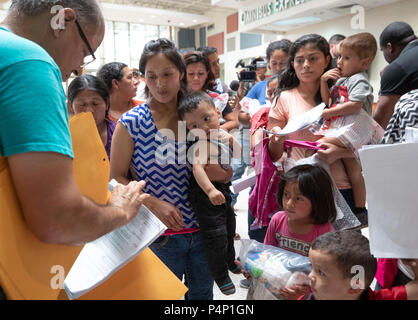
[85,21,176,72]
[240,33,262,50]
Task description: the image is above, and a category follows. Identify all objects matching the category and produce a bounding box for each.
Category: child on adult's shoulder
[263,164,337,299]
[300,230,418,300]
[178,91,242,295]
[318,32,378,226]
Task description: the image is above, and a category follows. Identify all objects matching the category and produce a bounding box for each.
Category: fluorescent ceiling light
[273,16,322,27]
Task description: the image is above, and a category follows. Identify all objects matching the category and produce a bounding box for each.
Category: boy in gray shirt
[319,32,378,227]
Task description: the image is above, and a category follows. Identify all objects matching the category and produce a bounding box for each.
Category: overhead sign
[239,0,312,29]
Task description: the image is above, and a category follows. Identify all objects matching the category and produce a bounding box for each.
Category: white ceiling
[0,0,404,31]
[100,2,211,28]
[100,0,233,15]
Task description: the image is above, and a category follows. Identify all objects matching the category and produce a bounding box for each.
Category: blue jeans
[149,231,214,300]
[246,185,269,243]
[339,188,355,212]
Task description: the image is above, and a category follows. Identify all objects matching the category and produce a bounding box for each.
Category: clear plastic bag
[239,239,311,300]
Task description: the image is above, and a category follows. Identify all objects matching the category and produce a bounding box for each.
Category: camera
[234,59,258,97]
[235,59,257,82]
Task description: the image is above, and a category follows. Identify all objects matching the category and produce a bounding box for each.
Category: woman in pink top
[267,34,357,211]
[264,164,336,299]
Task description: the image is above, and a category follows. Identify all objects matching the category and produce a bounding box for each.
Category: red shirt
[298,286,407,300]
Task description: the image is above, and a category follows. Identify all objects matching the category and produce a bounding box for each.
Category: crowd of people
[1,0,418,301]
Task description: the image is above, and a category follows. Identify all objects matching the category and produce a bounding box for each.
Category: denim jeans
[149,231,214,300]
[339,188,355,212]
[246,185,269,243]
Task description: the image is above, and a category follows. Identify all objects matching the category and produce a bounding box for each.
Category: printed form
[64,180,166,300]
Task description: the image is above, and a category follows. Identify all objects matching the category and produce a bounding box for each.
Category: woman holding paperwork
[110,38,219,300]
[267,34,356,212]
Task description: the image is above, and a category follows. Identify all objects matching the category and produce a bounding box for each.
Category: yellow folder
[0,112,187,300]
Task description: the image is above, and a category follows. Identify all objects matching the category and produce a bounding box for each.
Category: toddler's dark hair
[276,164,337,225]
[178,91,216,120]
[311,230,377,289]
[267,72,280,86]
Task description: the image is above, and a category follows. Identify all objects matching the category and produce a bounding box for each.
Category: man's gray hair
[9,0,102,26]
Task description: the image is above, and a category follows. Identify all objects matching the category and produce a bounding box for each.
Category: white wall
[213,0,418,99]
[285,0,418,101]
[0,9,6,20]
[207,10,284,86]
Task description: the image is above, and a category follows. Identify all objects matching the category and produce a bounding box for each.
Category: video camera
[231,57,268,96]
[235,59,257,82]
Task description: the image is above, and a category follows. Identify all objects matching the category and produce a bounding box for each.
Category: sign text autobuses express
[241,0,311,25]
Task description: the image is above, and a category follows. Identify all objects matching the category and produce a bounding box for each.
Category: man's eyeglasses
[75,20,96,68]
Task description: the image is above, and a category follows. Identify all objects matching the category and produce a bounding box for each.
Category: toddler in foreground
[178,91,241,295]
[300,230,418,300]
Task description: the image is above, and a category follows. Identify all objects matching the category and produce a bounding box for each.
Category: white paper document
[231,172,257,194]
[263,103,326,136]
[359,143,418,258]
[64,181,167,300]
[404,126,418,143]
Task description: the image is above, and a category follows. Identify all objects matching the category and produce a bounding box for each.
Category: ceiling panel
[100,0,233,15]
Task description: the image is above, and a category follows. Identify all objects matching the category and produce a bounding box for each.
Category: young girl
[178,91,241,295]
[264,164,337,299]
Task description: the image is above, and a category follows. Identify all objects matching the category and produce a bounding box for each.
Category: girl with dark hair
[183,51,238,131]
[68,74,115,159]
[262,164,336,299]
[110,38,215,299]
[268,34,356,210]
[97,62,140,122]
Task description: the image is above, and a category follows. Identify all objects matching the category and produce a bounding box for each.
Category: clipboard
[0,112,187,299]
